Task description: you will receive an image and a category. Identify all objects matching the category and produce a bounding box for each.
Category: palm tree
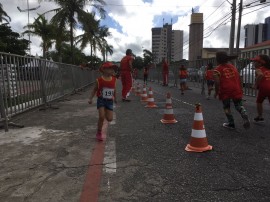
[44,0,106,64]
[0,3,11,24]
[22,14,55,58]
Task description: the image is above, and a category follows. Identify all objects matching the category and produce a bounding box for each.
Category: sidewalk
[1,79,270,202]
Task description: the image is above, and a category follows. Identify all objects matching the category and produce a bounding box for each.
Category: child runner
[88,62,117,141]
[179,65,188,95]
[251,54,270,123]
[213,51,250,130]
[143,66,149,85]
[205,63,215,99]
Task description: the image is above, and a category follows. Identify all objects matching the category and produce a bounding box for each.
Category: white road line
[104,138,117,173]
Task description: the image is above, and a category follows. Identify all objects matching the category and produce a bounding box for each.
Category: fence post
[0,86,8,131]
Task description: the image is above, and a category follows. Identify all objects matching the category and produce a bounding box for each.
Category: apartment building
[151,23,183,63]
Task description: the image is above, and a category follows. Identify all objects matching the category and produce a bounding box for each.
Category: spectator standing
[205,63,215,99]
[143,66,149,85]
[213,51,250,130]
[162,58,169,86]
[88,62,117,141]
[251,55,270,123]
[179,65,188,95]
[120,49,134,102]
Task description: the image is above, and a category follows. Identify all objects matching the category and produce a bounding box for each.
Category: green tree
[0,3,11,24]
[133,56,144,70]
[44,0,106,64]
[22,14,55,59]
[143,49,154,66]
[0,24,29,55]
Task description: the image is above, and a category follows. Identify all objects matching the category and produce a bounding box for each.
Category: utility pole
[229,0,236,55]
[236,0,243,55]
[17,0,40,55]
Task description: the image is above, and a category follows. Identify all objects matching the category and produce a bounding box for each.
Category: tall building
[244,16,270,48]
[151,22,183,63]
[188,13,203,61]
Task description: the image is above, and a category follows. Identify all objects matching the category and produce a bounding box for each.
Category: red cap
[250,56,266,64]
[100,62,118,70]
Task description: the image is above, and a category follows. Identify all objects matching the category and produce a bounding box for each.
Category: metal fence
[0,52,98,131]
[138,48,270,97]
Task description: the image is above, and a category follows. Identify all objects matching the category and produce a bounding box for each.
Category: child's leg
[232,99,248,117]
[105,108,113,122]
[222,99,235,125]
[256,103,263,118]
[97,107,105,131]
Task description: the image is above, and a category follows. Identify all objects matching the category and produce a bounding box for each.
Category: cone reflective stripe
[140,85,148,102]
[145,87,157,108]
[135,83,141,96]
[185,103,212,152]
[161,92,177,123]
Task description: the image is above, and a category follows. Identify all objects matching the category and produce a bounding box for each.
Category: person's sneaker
[96,132,103,141]
[222,123,236,130]
[242,114,250,129]
[122,98,131,102]
[253,117,264,123]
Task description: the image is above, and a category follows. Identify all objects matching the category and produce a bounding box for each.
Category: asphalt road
[1,79,270,202]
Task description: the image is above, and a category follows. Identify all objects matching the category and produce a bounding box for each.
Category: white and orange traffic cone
[135,83,141,96]
[185,103,212,152]
[140,84,148,102]
[145,87,157,108]
[161,92,177,124]
[131,80,136,93]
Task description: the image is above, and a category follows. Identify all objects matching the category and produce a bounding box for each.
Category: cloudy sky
[1,0,270,61]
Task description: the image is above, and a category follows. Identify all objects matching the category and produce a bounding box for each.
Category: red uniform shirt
[257,66,270,91]
[162,61,169,73]
[205,70,214,80]
[96,76,116,99]
[214,64,242,100]
[120,55,133,72]
[144,68,149,75]
[179,70,188,79]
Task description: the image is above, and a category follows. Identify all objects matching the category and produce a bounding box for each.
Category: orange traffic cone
[161,92,177,124]
[145,87,157,108]
[135,83,141,96]
[131,80,136,93]
[140,84,148,102]
[185,103,212,152]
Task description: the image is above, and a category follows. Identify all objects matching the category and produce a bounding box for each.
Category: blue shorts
[180,78,187,84]
[207,80,215,86]
[97,97,113,111]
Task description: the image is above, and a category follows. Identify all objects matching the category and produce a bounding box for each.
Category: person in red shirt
[120,49,134,102]
[213,51,250,130]
[179,65,188,95]
[88,62,117,141]
[143,66,149,85]
[251,55,270,123]
[205,63,215,99]
[162,58,169,86]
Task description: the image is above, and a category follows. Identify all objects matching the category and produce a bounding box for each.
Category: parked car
[240,63,255,87]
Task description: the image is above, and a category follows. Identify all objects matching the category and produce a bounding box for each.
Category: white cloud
[1,0,270,61]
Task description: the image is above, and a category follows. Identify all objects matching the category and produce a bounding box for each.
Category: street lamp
[17,0,40,55]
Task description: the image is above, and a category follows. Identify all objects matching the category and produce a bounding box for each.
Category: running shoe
[253,117,264,123]
[222,123,236,130]
[242,114,251,129]
[96,132,103,141]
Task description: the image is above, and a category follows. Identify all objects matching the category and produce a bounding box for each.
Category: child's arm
[88,81,98,104]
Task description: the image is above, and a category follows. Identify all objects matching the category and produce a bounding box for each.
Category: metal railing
[138,48,270,97]
[0,52,98,131]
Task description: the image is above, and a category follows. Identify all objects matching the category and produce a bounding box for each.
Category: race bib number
[102,88,114,99]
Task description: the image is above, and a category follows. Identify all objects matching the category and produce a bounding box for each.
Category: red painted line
[79,120,109,202]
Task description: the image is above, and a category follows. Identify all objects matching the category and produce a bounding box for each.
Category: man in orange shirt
[162,58,169,86]
[120,49,134,102]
